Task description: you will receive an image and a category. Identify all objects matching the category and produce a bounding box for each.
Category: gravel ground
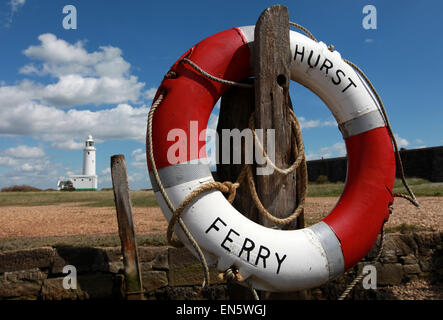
[0,196,440,300]
[388,279,443,300]
[0,196,440,238]
[0,204,167,238]
[303,196,442,231]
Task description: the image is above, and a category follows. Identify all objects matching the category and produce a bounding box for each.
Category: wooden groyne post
[217,5,306,299]
[111,154,144,300]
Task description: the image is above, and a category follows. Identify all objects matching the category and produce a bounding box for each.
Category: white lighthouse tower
[83,135,96,176]
[66,135,98,191]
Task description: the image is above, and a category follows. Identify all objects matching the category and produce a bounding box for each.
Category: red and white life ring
[147,26,395,292]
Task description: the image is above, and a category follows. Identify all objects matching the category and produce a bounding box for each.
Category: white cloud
[50,139,84,151]
[306,142,346,160]
[299,116,336,130]
[131,148,142,156]
[2,145,45,158]
[0,34,156,150]
[10,0,26,11]
[0,143,62,189]
[0,156,18,167]
[144,88,157,100]
[131,148,147,168]
[394,133,410,148]
[0,102,149,145]
[22,34,130,78]
[1,157,60,188]
[41,74,144,107]
[0,145,47,172]
[8,33,146,108]
[99,167,112,185]
[364,38,374,44]
[4,0,26,27]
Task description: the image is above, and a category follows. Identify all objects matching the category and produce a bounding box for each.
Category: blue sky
[0,0,442,190]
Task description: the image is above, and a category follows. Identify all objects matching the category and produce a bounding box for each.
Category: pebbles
[304,196,442,231]
[0,205,167,238]
[0,197,440,238]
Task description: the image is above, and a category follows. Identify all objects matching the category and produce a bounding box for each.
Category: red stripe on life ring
[323,126,395,269]
[148,28,251,171]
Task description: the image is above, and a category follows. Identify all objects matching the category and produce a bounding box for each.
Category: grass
[384,223,435,234]
[0,233,168,252]
[307,178,443,197]
[0,178,441,207]
[0,190,158,207]
[308,181,345,197]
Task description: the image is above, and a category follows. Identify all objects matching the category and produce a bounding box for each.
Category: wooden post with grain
[254,5,303,230]
[217,5,306,299]
[111,154,144,300]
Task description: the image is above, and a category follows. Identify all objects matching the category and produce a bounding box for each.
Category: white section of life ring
[238,25,386,136]
[150,162,344,292]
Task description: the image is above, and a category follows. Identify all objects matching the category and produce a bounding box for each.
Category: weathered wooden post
[217,5,306,299]
[254,5,301,230]
[217,83,257,300]
[111,154,144,300]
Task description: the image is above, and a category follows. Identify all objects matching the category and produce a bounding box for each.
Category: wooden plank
[217,4,306,299]
[254,5,308,300]
[217,83,257,222]
[217,84,258,300]
[254,5,302,230]
[111,154,144,300]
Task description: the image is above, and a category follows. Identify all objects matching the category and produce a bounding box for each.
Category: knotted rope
[337,223,386,300]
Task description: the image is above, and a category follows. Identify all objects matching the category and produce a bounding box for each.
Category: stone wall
[307,146,443,183]
[0,231,441,300]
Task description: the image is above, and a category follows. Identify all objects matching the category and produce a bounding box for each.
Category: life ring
[147,26,395,292]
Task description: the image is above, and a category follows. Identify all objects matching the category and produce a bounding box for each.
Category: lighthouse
[83,135,96,176]
[63,135,98,191]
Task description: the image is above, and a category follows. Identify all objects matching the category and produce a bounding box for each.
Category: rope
[289,21,419,208]
[147,92,211,288]
[219,267,260,300]
[163,105,308,238]
[288,20,420,300]
[249,110,305,176]
[166,180,241,246]
[343,59,419,207]
[289,22,318,42]
[242,109,308,226]
[180,58,254,89]
[338,225,385,300]
[147,65,307,295]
